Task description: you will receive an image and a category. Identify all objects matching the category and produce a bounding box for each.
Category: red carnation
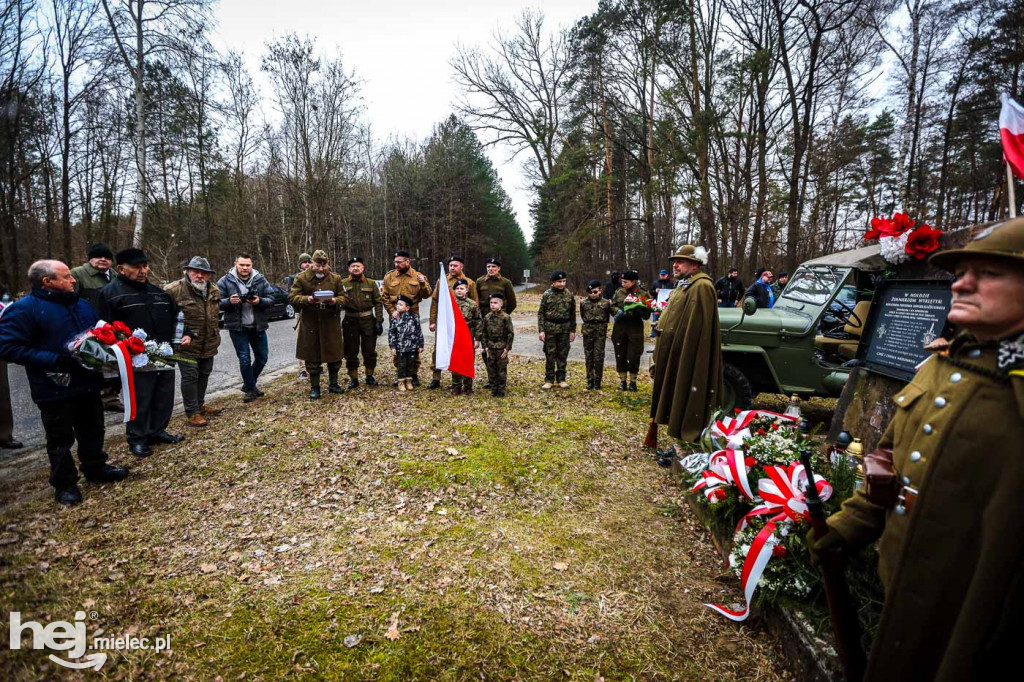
[756,428,766,436]
[904,224,942,260]
[772,544,788,558]
[770,423,780,430]
[711,489,727,502]
[864,216,890,241]
[126,336,146,355]
[111,320,132,338]
[92,326,116,345]
[734,408,742,414]
[744,456,756,467]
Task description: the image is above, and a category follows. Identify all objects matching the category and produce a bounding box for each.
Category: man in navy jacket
[0,260,128,505]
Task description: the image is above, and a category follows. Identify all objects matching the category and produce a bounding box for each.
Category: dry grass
[0,353,791,681]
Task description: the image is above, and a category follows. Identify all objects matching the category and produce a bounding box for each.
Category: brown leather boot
[187,413,208,428]
[198,405,222,416]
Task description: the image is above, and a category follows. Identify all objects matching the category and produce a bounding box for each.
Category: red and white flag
[1000,93,1024,180]
[434,264,475,378]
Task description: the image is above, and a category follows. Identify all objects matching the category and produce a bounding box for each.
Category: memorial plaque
[857,280,952,381]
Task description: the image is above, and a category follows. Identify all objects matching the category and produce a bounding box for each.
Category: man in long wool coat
[649,244,722,465]
[289,250,349,400]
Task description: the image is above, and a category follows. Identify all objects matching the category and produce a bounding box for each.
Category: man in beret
[285,253,314,379]
[428,255,478,389]
[808,217,1024,681]
[537,270,576,389]
[97,248,192,458]
[164,257,222,427]
[610,269,651,392]
[70,243,123,412]
[381,250,432,386]
[289,249,349,399]
[340,256,383,388]
[475,257,517,316]
[649,245,721,465]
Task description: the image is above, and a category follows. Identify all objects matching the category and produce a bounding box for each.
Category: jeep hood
[718,306,816,340]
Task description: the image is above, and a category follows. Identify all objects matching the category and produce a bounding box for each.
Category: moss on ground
[0,354,790,680]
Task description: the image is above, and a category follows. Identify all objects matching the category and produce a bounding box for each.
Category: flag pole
[1008,162,1018,219]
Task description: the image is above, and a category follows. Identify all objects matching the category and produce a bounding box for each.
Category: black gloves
[54,354,81,373]
[375,320,384,336]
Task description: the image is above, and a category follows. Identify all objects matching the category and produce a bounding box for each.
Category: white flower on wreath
[132,328,148,340]
[131,353,149,368]
[157,342,174,357]
[879,231,911,264]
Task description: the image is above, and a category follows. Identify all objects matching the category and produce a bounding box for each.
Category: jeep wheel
[721,363,753,413]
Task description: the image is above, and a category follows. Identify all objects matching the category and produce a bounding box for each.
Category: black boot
[309,375,321,400]
[328,368,345,394]
[586,379,594,390]
[84,464,129,483]
[411,376,421,388]
[365,376,379,386]
[55,485,83,506]
[629,381,638,392]
[347,377,359,389]
[427,379,441,390]
[619,380,627,391]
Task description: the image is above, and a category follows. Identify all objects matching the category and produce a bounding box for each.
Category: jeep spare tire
[721,363,753,413]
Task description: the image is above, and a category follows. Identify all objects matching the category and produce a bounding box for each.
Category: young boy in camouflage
[451,279,482,395]
[388,295,423,392]
[537,270,576,389]
[580,279,611,390]
[480,292,514,397]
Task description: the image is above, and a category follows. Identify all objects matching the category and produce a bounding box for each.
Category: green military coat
[475,275,517,314]
[537,287,576,335]
[827,333,1024,681]
[289,269,349,364]
[163,278,221,359]
[70,262,113,309]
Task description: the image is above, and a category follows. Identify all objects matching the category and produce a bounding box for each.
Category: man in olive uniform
[428,255,479,389]
[340,257,383,388]
[475,257,517,315]
[650,245,721,465]
[537,270,576,389]
[808,218,1024,682]
[381,250,432,386]
[70,243,121,412]
[285,253,314,379]
[610,269,651,392]
[288,250,349,399]
[164,257,222,427]
[480,292,514,397]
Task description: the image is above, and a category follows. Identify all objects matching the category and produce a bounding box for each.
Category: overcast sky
[211,0,599,242]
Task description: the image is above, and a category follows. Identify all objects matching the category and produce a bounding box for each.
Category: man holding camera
[289,250,349,399]
[218,254,274,403]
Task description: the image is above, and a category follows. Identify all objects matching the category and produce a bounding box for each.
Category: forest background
[1,0,1020,292]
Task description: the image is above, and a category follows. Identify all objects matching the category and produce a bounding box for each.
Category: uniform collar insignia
[997,333,1024,371]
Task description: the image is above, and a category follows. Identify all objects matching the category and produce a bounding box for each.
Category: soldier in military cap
[480,292,514,397]
[340,256,383,388]
[288,249,349,399]
[381,249,432,386]
[475,257,517,316]
[580,279,611,390]
[428,255,479,389]
[285,253,314,379]
[537,270,576,389]
[808,217,1024,681]
[610,269,651,392]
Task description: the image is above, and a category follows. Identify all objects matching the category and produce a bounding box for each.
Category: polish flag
[434,263,475,378]
[1001,93,1024,179]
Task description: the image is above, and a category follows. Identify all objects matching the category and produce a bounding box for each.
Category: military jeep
[717,245,886,411]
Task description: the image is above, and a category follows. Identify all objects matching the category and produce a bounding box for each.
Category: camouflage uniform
[452,295,482,391]
[610,286,651,378]
[580,297,611,386]
[480,310,514,394]
[537,287,576,383]
[340,274,383,381]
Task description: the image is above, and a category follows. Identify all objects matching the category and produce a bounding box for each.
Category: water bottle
[173,310,185,345]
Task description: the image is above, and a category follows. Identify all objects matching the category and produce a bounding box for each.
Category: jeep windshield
[777,267,848,308]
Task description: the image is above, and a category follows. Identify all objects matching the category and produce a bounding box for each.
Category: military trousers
[305,360,343,379]
[395,351,418,380]
[451,372,473,389]
[582,330,607,384]
[343,316,378,377]
[612,321,644,374]
[484,349,508,390]
[543,332,570,382]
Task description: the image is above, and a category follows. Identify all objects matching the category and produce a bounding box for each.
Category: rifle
[643,419,658,448]
[800,449,867,682]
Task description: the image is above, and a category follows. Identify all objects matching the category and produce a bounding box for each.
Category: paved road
[2,295,634,456]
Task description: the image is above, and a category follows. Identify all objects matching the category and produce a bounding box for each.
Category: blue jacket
[0,288,103,403]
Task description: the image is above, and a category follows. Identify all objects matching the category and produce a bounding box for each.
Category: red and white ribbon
[705,461,832,622]
[110,340,137,423]
[707,410,798,449]
[691,449,757,502]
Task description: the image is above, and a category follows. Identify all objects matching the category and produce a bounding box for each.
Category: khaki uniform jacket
[288,269,349,364]
[163,278,221,359]
[381,268,432,316]
[340,275,383,323]
[430,273,479,325]
[475,275,517,314]
[70,262,113,309]
[827,333,1024,682]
